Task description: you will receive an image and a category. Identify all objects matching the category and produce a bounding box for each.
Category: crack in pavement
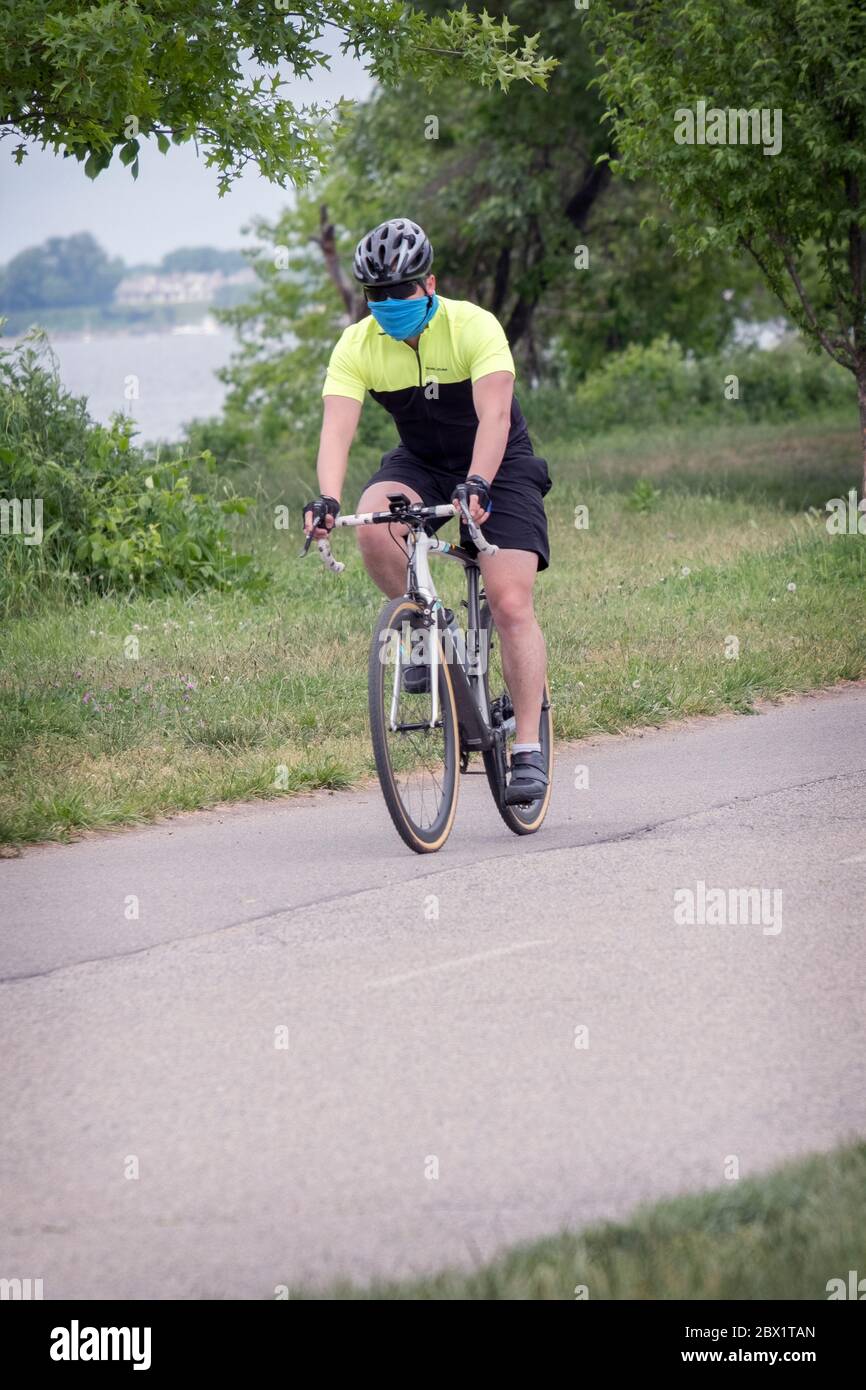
[3,765,862,988]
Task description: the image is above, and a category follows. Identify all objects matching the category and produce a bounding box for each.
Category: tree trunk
[490,245,511,317]
[505,294,537,348]
[525,325,541,387]
[858,366,866,497]
[311,205,365,324]
[563,160,613,231]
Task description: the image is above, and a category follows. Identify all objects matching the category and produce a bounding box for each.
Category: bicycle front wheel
[368,597,460,853]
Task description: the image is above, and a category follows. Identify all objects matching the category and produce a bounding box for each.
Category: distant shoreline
[36,315,230,346]
[3,296,247,342]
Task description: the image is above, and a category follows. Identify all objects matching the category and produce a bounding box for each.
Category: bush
[571,335,697,433]
[624,478,663,513]
[693,344,855,420]
[560,336,855,438]
[0,333,266,613]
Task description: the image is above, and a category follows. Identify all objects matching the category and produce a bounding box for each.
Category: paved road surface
[2,687,865,1297]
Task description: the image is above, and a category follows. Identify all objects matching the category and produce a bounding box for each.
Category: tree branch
[741,232,853,369]
[777,239,854,367]
[309,204,364,324]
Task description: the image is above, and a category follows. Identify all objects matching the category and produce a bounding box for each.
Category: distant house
[113,268,254,307]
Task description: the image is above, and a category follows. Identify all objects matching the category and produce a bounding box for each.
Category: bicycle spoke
[391,706,450,822]
[380,652,451,832]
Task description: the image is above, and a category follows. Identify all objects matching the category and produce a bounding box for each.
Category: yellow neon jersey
[322,295,531,465]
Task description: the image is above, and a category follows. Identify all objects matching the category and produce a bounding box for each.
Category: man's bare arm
[305,394,363,535]
[467,370,514,521]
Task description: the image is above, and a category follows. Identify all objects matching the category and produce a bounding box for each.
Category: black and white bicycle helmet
[353,218,433,286]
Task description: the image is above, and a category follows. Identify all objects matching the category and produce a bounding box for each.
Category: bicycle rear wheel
[368,597,460,853]
[479,600,553,835]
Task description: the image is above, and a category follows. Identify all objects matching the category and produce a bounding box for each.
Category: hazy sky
[0,35,372,266]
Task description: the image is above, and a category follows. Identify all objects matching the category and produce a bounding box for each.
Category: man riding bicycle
[303,217,553,805]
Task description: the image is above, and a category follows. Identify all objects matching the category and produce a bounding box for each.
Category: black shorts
[361,445,554,571]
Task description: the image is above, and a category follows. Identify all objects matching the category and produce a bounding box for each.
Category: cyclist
[303,217,552,805]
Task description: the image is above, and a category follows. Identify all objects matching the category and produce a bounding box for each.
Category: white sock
[513,742,541,754]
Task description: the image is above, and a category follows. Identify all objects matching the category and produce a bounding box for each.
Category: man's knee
[356,481,421,556]
[487,585,535,631]
[358,479,423,511]
[356,504,392,561]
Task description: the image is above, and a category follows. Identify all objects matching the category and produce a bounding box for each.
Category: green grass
[2,414,865,846]
[285,1140,866,1299]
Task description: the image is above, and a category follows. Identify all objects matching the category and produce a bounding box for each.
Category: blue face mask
[369,292,439,341]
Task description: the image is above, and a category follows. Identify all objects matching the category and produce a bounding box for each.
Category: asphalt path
[2,685,865,1297]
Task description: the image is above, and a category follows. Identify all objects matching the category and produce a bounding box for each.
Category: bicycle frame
[403,528,498,750]
[324,501,506,751]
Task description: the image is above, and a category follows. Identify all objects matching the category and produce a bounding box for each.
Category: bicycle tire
[368,596,460,853]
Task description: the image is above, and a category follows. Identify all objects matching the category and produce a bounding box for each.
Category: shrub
[625,478,663,513]
[692,344,855,420]
[562,336,855,438]
[570,336,697,433]
[0,333,266,613]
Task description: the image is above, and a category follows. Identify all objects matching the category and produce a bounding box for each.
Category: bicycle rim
[368,597,460,853]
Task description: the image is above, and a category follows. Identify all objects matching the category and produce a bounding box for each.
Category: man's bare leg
[355,481,425,597]
[478,549,546,746]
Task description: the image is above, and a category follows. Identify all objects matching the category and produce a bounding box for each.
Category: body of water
[44,322,235,444]
[40,317,790,448]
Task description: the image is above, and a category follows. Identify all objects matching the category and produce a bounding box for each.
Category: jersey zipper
[408,341,423,388]
[407,338,448,460]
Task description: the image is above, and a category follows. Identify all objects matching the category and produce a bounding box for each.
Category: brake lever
[456,498,499,555]
[300,504,327,557]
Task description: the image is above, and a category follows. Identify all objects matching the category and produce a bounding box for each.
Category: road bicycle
[305,492,552,853]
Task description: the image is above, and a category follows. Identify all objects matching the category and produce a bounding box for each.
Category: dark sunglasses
[364,280,425,303]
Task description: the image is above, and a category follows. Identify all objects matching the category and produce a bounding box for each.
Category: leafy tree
[0,233,124,310]
[1,1,555,192]
[332,0,769,368]
[349,0,613,370]
[214,202,356,457]
[583,0,866,485]
[214,0,770,443]
[160,247,247,275]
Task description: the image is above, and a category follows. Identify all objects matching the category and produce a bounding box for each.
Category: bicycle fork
[388,601,443,732]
